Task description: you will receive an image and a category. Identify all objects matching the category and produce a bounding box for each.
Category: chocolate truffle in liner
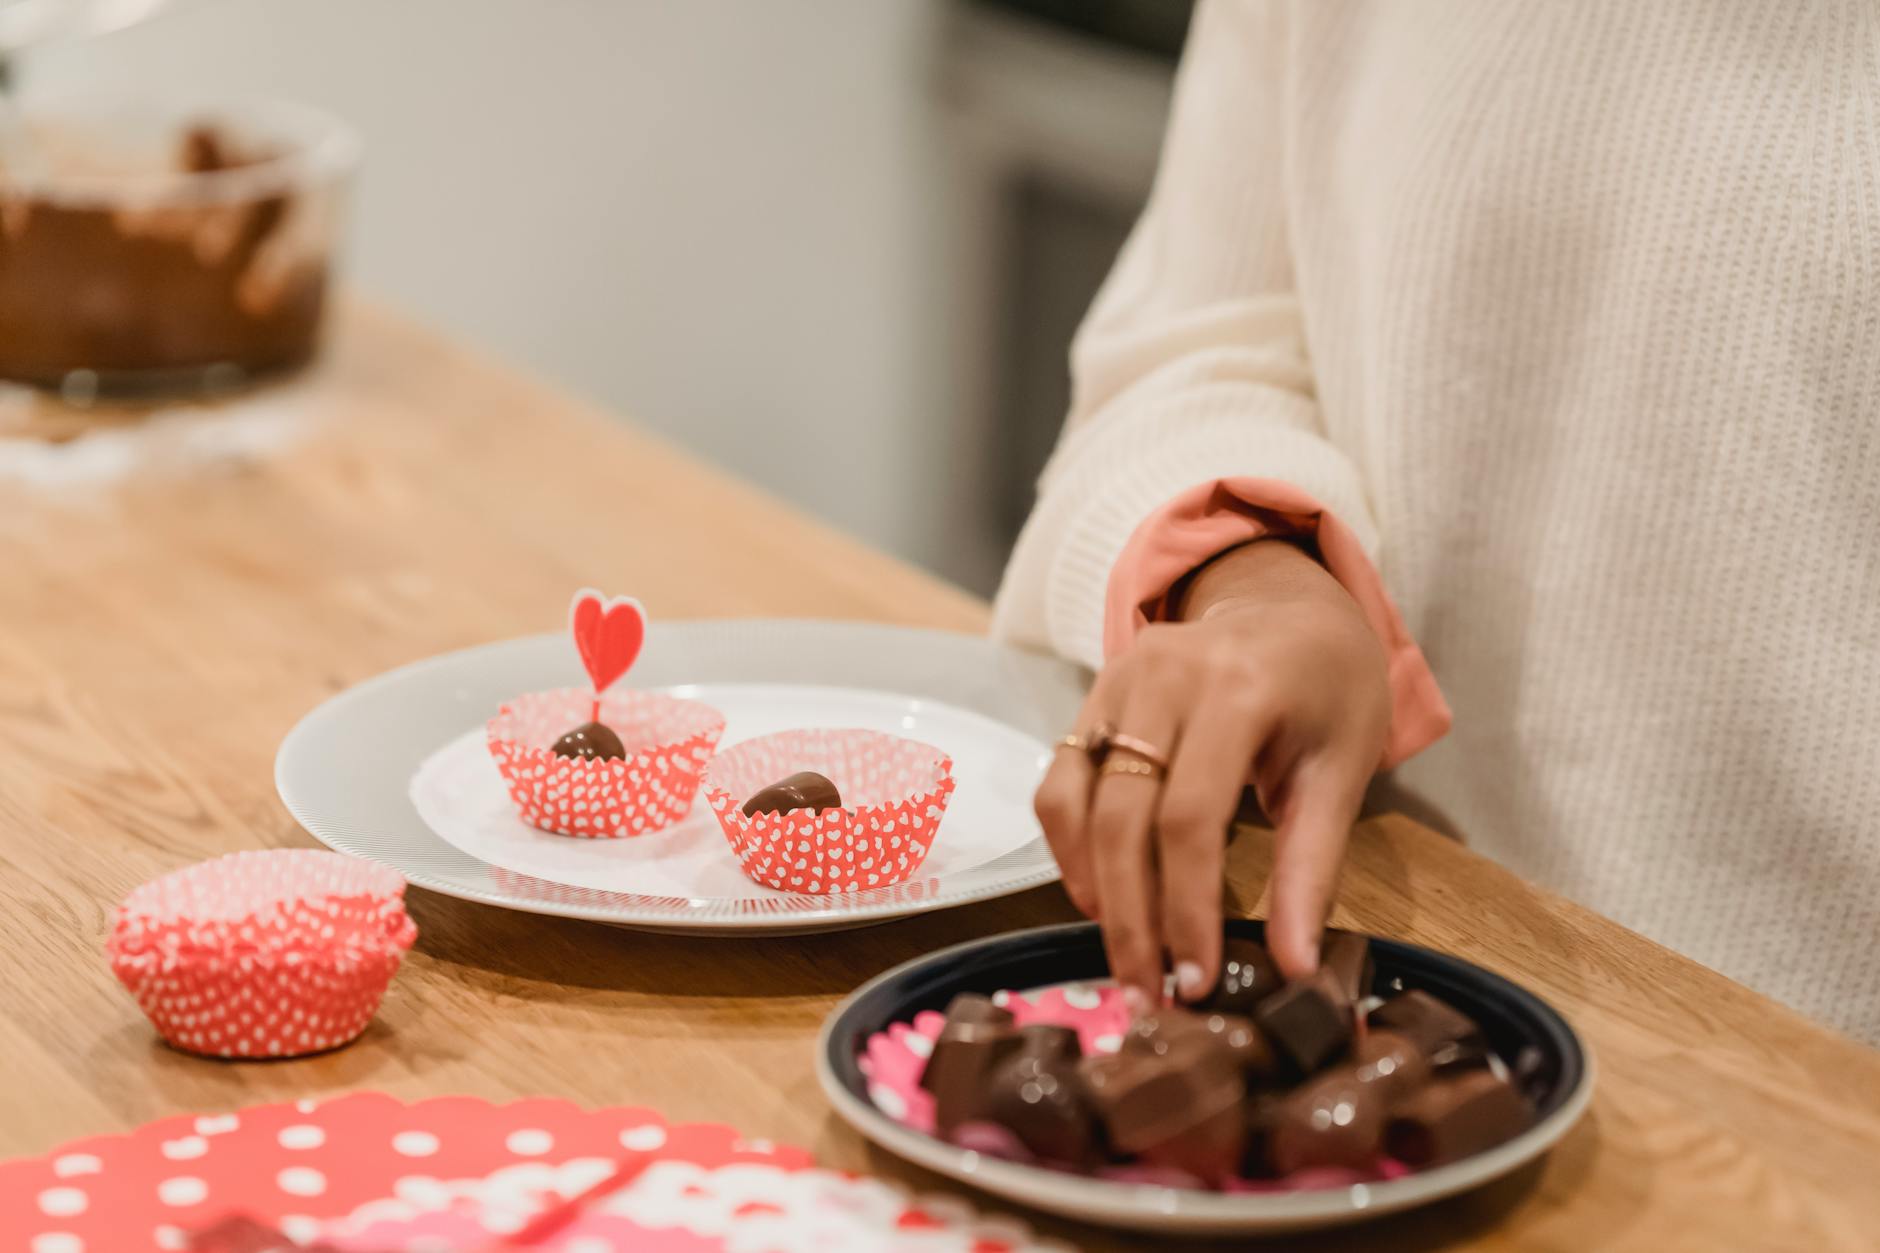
[1254,967,1354,1075]
[1199,935,1284,1016]
[551,720,627,762]
[1385,1069,1534,1167]
[918,993,1021,1134]
[741,770,843,817]
[1080,1029,1247,1183]
[977,1031,1101,1166]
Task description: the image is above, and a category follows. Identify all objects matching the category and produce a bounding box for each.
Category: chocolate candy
[918,993,1021,1133]
[1013,1021,1082,1063]
[1351,1029,1433,1103]
[1081,1025,1247,1183]
[551,720,627,762]
[1266,1065,1391,1173]
[1385,1070,1534,1167]
[1320,929,1374,1004]
[1199,936,1283,1015]
[1127,1007,1280,1084]
[1264,1027,1433,1173]
[1254,968,1354,1075]
[741,770,843,817]
[1368,989,1483,1067]
[978,1030,1101,1165]
[188,1216,343,1252]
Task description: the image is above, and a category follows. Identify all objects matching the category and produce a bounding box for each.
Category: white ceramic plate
[275,620,1087,935]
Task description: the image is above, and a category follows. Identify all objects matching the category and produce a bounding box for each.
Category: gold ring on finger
[1098,756,1164,782]
[1103,732,1169,770]
[1056,721,1115,761]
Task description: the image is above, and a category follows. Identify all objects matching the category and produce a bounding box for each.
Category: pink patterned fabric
[1102,477,1450,768]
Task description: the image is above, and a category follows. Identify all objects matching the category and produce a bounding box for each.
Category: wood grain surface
[0,303,1874,1251]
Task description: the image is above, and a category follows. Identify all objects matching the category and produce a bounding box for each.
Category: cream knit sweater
[992,0,1880,1042]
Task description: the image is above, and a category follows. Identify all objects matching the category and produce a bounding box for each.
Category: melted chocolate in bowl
[0,102,354,398]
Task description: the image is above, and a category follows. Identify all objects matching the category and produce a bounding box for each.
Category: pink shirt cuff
[1102,477,1451,768]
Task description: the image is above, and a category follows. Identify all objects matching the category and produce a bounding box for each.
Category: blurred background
[10,0,1192,593]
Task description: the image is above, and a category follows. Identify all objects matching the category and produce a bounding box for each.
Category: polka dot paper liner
[106,850,415,1060]
[860,982,1415,1193]
[0,1093,1066,1253]
[703,728,955,894]
[487,687,725,838]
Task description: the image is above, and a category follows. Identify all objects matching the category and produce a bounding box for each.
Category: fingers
[1158,690,1271,1002]
[1034,672,1117,918]
[1264,752,1368,979]
[1087,684,1181,1005]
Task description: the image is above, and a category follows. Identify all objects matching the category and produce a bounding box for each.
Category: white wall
[22,0,955,566]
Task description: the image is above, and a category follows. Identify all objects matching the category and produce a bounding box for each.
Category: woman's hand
[1033,538,1391,1005]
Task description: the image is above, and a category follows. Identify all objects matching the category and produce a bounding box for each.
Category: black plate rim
[816,919,1595,1230]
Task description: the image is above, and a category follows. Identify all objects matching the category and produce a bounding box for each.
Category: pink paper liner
[858,983,1413,1193]
[106,849,414,1059]
[702,728,955,894]
[487,687,726,838]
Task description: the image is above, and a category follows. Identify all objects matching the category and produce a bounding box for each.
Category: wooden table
[1,304,1875,1252]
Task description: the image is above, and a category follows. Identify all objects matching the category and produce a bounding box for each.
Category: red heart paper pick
[569,589,647,694]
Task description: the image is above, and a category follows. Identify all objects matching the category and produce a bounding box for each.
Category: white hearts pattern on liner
[105,850,415,1059]
[487,687,725,839]
[703,728,955,895]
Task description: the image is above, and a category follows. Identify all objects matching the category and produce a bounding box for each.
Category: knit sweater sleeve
[989,0,1448,761]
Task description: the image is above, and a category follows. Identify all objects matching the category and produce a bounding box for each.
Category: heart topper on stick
[569,589,647,720]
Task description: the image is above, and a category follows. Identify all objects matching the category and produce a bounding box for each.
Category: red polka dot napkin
[0,1094,1068,1252]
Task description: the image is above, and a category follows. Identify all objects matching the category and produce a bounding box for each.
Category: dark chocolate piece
[1253,968,1354,1075]
[1267,1066,1391,1173]
[1121,1007,1274,1081]
[1320,929,1374,1005]
[978,1040,1101,1165]
[1367,989,1483,1067]
[1385,1069,1534,1167]
[1199,935,1283,1016]
[918,993,1021,1133]
[740,770,842,817]
[1263,1028,1434,1173]
[1013,1021,1082,1063]
[551,720,627,762]
[1200,1010,1280,1083]
[1080,1027,1246,1183]
[1350,1028,1434,1103]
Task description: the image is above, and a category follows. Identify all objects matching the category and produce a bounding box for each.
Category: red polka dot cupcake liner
[486,686,725,838]
[704,728,955,894]
[106,849,415,1059]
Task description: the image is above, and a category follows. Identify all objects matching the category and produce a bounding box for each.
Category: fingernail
[1175,961,1206,1001]
[1122,985,1150,1014]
